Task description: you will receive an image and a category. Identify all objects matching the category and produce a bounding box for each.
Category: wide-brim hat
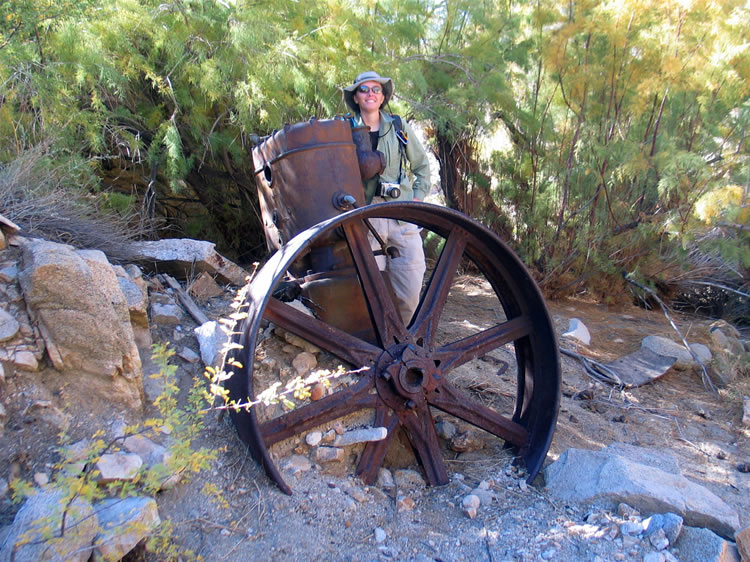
[342,70,393,113]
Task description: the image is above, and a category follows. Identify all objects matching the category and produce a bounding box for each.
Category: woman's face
[353,80,384,112]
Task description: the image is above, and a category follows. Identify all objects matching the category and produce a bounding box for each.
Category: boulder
[641,336,712,370]
[0,488,98,562]
[128,239,249,286]
[92,497,161,561]
[735,526,750,561]
[674,526,740,562]
[544,444,739,538]
[113,265,149,330]
[18,239,144,409]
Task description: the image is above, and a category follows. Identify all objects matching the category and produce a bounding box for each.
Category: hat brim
[343,76,393,113]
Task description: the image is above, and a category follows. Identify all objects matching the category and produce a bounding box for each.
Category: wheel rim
[224,202,560,495]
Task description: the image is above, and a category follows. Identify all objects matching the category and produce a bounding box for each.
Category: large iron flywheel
[224,202,560,495]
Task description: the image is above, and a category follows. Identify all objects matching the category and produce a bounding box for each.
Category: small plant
[6,344,216,560]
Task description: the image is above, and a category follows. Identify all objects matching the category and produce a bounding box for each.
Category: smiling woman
[342,70,432,324]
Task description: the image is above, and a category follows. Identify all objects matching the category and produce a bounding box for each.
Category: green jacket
[349,111,430,204]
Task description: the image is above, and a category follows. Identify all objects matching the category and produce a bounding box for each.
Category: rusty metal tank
[251,118,381,341]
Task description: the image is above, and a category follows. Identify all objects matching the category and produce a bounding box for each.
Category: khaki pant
[368,216,426,325]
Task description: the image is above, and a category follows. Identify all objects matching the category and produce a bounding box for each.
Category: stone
[0,487,98,561]
[177,346,201,364]
[377,468,395,489]
[544,445,739,538]
[0,477,8,498]
[17,240,143,409]
[470,487,495,506]
[128,238,250,285]
[643,553,665,562]
[463,494,480,519]
[374,527,386,543]
[276,327,321,354]
[435,419,457,440]
[33,473,49,487]
[743,397,750,427]
[121,434,178,489]
[649,528,669,550]
[644,513,684,545]
[11,351,38,371]
[735,527,750,561]
[194,320,229,367]
[95,453,143,482]
[605,442,682,475]
[0,308,20,342]
[150,302,183,325]
[0,402,6,432]
[333,427,388,447]
[621,521,645,536]
[188,272,224,300]
[641,336,712,370]
[674,526,740,562]
[305,431,323,447]
[393,469,426,490]
[292,351,317,375]
[314,447,345,463]
[562,318,591,345]
[0,362,4,383]
[397,496,415,511]
[113,266,148,329]
[92,496,161,561]
[280,455,312,475]
[450,430,485,452]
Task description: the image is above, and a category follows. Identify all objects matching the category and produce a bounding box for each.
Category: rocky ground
[1,251,749,561]
[151,280,750,561]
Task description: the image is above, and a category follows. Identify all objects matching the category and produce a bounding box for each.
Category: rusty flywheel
[224,202,560,495]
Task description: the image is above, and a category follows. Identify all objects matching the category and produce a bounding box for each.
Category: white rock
[194,320,229,367]
[305,431,323,447]
[333,427,388,447]
[641,336,711,369]
[374,527,386,543]
[96,453,143,482]
[150,302,183,325]
[562,318,591,345]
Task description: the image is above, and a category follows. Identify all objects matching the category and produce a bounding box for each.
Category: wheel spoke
[427,381,528,448]
[264,297,381,367]
[355,405,400,484]
[342,219,407,346]
[433,315,533,372]
[410,226,467,344]
[260,375,377,446]
[398,404,449,486]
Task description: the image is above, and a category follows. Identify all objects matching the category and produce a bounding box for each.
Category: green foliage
[0,0,747,296]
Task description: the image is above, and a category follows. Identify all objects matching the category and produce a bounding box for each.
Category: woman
[343,70,431,324]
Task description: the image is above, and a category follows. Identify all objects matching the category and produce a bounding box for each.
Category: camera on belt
[377,181,401,199]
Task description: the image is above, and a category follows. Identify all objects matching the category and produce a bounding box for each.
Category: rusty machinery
[223,118,560,495]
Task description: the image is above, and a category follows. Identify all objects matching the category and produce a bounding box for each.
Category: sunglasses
[357,85,383,94]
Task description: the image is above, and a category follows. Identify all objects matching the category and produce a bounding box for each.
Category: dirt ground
[2,274,748,561]
[155,277,749,561]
